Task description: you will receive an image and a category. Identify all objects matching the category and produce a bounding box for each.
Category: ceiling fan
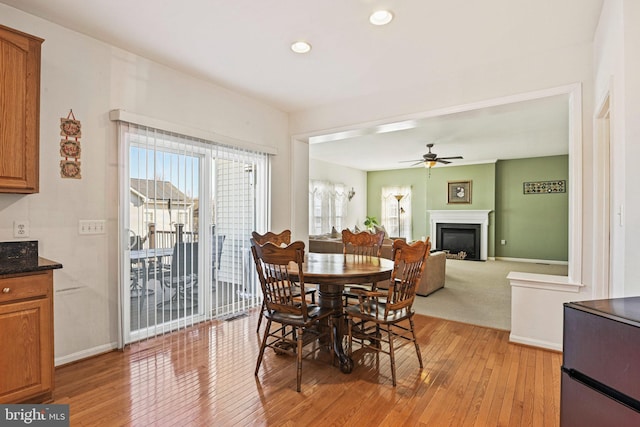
[400,143,463,168]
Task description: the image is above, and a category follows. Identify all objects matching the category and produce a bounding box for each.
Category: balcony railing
[144,223,198,249]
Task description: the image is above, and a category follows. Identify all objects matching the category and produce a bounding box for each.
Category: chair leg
[347,316,353,356]
[387,326,396,387]
[329,317,336,365]
[256,300,265,333]
[296,326,304,392]
[409,316,423,368]
[255,319,271,376]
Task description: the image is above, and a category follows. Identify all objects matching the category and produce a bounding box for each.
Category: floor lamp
[394,194,404,238]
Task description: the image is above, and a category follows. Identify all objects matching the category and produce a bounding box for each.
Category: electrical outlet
[500,239,506,245]
[79,220,106,235]
[13,220,30,238]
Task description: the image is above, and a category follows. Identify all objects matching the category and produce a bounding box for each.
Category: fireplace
[436,223,481,260]
[428,210,491,261]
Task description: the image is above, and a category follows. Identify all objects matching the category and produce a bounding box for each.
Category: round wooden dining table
[289,252,394,373]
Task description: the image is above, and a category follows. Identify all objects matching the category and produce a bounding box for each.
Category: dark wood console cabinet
[561,298,640,426]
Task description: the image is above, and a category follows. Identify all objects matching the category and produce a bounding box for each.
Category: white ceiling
[309,93,571,171]
[1,0,603,170]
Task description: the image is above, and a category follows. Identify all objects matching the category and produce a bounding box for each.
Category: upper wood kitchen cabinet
[0,25,43,194]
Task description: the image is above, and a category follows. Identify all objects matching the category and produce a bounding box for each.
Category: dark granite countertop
[0,256,63,275]
[0,241,62,275]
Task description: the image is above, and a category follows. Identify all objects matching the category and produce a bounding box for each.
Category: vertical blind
[118,121,269,345]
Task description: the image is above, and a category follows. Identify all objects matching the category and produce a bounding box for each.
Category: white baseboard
[509,333,562,352]
[55,342,119,367]
[495,256,568,266]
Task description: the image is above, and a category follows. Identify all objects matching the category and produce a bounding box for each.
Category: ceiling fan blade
[438,156,463,160]
[399,159,423,163]
[410,161,425,167]
[436,159,452,164]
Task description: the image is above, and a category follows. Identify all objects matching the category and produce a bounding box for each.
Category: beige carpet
[412,259,568,331]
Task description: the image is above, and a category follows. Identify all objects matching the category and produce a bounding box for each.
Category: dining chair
[158,241,199,311]
[251,230,316,333]
[251,230,291,247]
[342,228,386,306]
[346,237,431,386]
[251,241,334,392]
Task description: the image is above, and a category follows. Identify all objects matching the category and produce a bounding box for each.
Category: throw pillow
[374,224,389,239]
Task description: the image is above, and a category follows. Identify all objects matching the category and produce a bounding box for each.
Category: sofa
[308,237,446,296]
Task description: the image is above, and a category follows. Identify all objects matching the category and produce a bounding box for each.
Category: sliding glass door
[119,122,268,344]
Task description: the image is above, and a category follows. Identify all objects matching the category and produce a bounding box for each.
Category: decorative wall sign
[59,109,82,179]
[60,117,81,138]
[523,180,566,194]
[60,160,81,179]
[447,180,472,204]
[60,139,81,157]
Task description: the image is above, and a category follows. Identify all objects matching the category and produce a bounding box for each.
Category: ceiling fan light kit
[400,143,464,170]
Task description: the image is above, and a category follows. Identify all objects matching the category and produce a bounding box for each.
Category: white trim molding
[507,271,584,293]
[55,342,118,367]
[496,256,568,265]
[428,210,491,260]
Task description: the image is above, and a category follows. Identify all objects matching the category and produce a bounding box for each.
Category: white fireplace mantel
[428,210,492,260]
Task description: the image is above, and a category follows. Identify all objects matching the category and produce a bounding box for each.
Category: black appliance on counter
[562,297,640,426]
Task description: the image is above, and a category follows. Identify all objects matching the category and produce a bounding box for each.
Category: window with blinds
[118,121,270,344]
[308,180,347,235]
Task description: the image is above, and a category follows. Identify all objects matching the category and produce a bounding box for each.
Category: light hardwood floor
[54,311,562,426]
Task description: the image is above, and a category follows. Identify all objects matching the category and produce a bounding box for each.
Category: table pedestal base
[317,283,353,373]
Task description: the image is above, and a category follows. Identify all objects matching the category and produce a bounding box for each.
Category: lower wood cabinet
[0,270,54,403]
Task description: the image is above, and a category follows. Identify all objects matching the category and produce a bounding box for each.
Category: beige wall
[593,0,640,296]
[0,4,290,364]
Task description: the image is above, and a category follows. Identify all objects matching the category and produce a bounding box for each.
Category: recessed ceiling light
[369,10,394,26]
[291,41,312,54]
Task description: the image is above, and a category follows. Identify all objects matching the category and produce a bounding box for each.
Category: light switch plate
[79,220,106,235]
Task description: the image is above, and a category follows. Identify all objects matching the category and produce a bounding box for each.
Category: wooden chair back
[342,229,385,257]
[385,238,431,314]
[251,230,291,247]
[251,241,309,319]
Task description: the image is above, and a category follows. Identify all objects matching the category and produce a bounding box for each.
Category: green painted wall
[367,155,568,261]
[366,168,428,239]
[425,163,496,256]
[495,155,568,261]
